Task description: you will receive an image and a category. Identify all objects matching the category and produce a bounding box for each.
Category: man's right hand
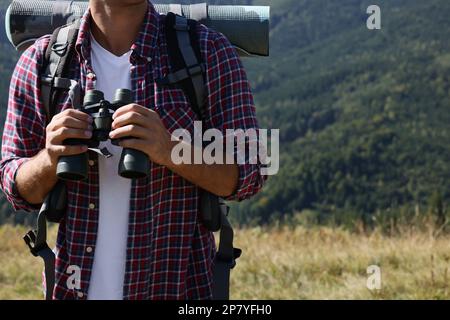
[15,109,94,205]
[45,109,93,165]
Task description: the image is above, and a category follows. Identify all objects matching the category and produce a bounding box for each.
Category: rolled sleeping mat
[5,0,270,57]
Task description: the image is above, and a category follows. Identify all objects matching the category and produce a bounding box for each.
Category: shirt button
[86,246,93,253]
[77,292,84,298]
[88,160,95,166]
[89,203,95,210]
[87,72,96,80]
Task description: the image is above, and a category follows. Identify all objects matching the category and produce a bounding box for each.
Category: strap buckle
[157,64,205,86]
[186,63,204,77]
[51,42,69,56]
[174,23,190,31]
[23,230,50,257]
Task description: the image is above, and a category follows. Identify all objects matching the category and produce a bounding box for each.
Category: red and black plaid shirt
[0,2,265,300]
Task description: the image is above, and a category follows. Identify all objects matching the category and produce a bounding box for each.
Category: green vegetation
[232,0,450,227]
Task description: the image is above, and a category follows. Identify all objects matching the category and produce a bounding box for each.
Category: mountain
[234,0,450,225]
[0,0,449,227]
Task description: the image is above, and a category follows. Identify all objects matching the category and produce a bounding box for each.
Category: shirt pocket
[154,85,199,133]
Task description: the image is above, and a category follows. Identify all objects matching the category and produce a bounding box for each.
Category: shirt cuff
[223,163,265,202]
[2,158,42,212]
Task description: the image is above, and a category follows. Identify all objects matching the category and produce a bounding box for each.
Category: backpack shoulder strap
[158,12,206,119]
[25,22,80,300]
[23,180,67,300]
[41,20,81,124]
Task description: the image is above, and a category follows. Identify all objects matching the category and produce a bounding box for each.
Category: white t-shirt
[87,35,133,300]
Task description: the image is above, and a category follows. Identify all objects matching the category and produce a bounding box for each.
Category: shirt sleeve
[0,41,47,212]
[203,31,268,202]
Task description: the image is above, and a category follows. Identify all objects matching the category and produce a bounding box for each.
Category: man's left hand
[110,104,173,166]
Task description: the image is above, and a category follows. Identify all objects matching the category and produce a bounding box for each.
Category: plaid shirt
[0,2,265,300]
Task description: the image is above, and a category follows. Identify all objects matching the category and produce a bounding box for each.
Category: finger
[109,124,148,140]
[111,111,149,130]
[50,127,92,144]
[53,116,93,131]
[112,104,148,120]
[118,138,146,152]
[54,109,93,123]
[49,145,89,157]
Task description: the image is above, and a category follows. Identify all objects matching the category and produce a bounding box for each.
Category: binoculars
[56,89,150,181]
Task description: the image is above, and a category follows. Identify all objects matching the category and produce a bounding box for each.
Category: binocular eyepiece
[56,89,150,181]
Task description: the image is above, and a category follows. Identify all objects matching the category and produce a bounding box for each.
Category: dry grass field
[0,224,449,299]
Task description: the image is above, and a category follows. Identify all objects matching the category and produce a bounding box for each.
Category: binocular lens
[57,153,89,181]
[84,90,104,106]
[113,89,133,105]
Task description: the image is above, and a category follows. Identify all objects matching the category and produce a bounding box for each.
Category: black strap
[28,21,80,299]
[29,22,78,299]
[23,196,55,300]
[42,20,81,124]
[23,180,67,300]
[212,205,242,300]
[159,12,205,118]
[173,15,206,112]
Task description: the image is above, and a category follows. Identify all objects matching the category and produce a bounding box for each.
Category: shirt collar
[75,1,160,63]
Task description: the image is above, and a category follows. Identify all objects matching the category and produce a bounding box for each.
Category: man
[0,0,265,300]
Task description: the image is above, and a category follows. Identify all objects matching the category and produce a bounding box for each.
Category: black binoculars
[56,89,150,181]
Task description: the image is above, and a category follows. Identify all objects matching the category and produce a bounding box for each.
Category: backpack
[23,11,241,300]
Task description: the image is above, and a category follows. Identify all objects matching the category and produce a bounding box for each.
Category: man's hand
[45,109,93,165]
[110,104,239,198]
[15,109,93,205]
[110,104,173,166]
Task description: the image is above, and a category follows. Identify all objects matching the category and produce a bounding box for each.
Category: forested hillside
[0,0,449,227]
[235,0,450,226]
